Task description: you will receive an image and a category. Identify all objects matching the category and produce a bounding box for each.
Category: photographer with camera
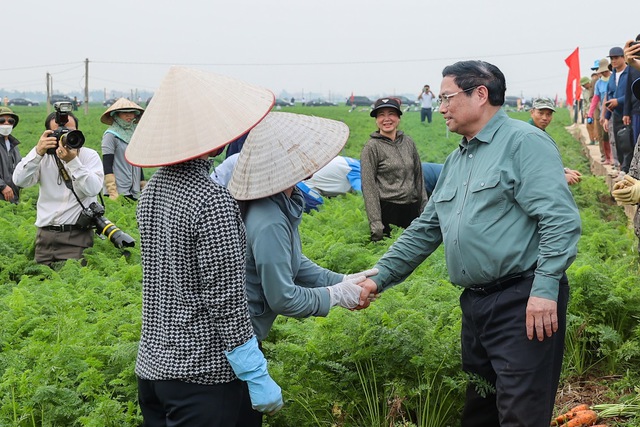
[12,103,104,266]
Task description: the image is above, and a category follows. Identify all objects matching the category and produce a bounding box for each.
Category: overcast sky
[2,0,637,102]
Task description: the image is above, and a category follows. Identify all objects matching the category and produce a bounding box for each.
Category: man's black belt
[468,268,536,296]
[41,224,90,232]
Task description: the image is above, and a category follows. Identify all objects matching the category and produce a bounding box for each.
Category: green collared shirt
[373,109,581,301]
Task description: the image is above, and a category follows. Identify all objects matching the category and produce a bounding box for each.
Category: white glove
[343,268,379,282]
[327,276,366,308]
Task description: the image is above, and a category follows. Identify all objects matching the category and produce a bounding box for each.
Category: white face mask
[0,125,12,136]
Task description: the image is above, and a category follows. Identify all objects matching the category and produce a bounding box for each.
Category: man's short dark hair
[44,112,79,130]
[442,60,506,107]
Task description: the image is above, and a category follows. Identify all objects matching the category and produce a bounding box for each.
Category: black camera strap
[53,153,88,211]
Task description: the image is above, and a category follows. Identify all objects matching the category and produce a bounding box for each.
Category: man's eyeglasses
[437,86,479,107]
[0,117,15,125]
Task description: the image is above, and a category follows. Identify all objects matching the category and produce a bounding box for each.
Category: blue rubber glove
[225,336,283,414]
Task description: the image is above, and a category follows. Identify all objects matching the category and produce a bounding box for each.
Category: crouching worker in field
[357,60,582,427]
[227,113,378,401]
[12,107,103,266]
[125,67,282,427]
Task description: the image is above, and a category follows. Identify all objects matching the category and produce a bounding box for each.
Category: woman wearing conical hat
[100,98,145,200]
[227,112,378,350]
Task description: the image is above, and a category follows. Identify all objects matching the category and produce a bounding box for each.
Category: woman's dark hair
[442,60,506,106]
[44,112,80,130]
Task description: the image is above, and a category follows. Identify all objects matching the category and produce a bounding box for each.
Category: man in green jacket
[359,60,581,427]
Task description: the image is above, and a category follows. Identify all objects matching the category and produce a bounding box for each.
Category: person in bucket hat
[128,66,283,425]
[100,98,145,200]
[361,97,427,241]
[0,106,21,203]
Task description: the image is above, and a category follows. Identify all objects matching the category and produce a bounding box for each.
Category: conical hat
[101,98,145,125]
[228,112,349,200]
[125,66,274,167]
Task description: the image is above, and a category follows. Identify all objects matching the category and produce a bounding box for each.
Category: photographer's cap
[228,112,349,200]
[101,98,145,125]
[125,66,274,167]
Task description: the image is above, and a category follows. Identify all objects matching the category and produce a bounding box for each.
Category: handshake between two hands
[327,268,380,310]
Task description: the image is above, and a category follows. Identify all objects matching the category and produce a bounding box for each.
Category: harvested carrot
[551,404,592,425]
[563,410,598,427]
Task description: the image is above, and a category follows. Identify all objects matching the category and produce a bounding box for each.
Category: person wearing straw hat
[227,112,378,345]
[125,67,282,426]
[0,107,21,203]
[100,98,145,200]
[13,111,103,266]
[361,97,428,242]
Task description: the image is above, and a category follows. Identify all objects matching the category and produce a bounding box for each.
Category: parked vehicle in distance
[346,96,373,107]
[274,98,294,107]
[306,99,337,107]
[8,98,39,106]
[503,96,530,109]
[49,94,82,106]
[103,98,118,107]
[49,94,72,104]
[395,96,416,107]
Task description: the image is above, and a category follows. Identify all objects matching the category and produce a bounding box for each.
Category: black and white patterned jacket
[135,159,254,384]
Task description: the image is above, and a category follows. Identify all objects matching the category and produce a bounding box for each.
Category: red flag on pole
[564,48,581,106]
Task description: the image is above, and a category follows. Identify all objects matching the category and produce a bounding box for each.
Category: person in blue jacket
[227,112,378,343]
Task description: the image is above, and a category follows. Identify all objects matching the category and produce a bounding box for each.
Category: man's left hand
[57,143,78,162]
[525,296,558,341]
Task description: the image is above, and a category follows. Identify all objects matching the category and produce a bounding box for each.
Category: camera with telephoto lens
[77,202,135,249]
[46,101,85,155]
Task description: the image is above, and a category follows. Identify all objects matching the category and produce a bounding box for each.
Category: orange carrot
[563,410,598,427]
[551,404,592,425]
